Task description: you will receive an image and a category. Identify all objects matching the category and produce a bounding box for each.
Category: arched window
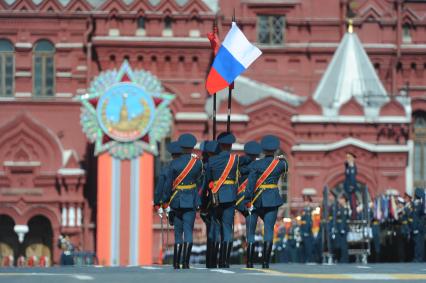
[413,111,426,187]
[33,40,55,97]
[136,16,146,36]
[163,16,173,37]
[403,23,412,43]
[0,39,14,97]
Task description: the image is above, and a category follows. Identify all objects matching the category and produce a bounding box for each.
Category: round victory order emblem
[97,83,155,142]
[76,61,174,159]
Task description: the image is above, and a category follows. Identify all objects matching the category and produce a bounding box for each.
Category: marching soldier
[300,195,313,263]
[201,140,221,268]
[154,142,182,214]
[245,135,288,269]
[235,141,262,268]
[162,133,203,269]
[203,132,239,268]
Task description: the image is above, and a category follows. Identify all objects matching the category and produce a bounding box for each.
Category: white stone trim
[4,161,41,167]
[56,72,72,78]
[58,168,85,176]
[108,29,120,36]
[189,29,200,37]
[135,29,146,36]
[190,92,201,99]
[15,92,32,98]
[175,112,208,121]
[15,71,31,77]
[406,140,414,196]
[401,44,426,49]
[76,65,87,71]
[76,88,86,94]
[55,43,84,49]
[162,29,173,37]
[291,115,410,124]
[292,138,409,153]
[15,42,32,49]
[55,93,73,98]
[216,114,250,122]
[92,36,209,43]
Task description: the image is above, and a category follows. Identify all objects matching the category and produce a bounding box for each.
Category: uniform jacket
[245,156,287,208]
[154,165,169,206]
[236,155,255,212]
[343,163,358,194]
[163,153,203,209]
[301,207,313,237]
[203,150,239,204]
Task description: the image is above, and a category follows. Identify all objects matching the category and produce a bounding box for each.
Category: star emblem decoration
[75,61,174,159]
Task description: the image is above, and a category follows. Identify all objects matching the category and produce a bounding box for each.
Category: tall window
[136,16,146,36]
[257,15,284,45]
[414,112,426,187]
[137,17,145,30]
[33,40,55,97]
[403,23,412,43]
[0,39,14,97]
[162,16,173,37]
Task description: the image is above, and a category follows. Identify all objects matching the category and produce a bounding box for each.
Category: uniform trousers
[247,207,278,242]
[214,202,235,242]
[173,208,196,244]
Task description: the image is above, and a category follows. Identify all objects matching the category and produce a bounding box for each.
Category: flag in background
[206,22,262,95]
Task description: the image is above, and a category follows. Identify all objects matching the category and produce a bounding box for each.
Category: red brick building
[0,0,425,265]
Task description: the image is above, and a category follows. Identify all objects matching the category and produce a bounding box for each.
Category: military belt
[176,183,196,190]
[169,183,196,204]
[258,184,278,189]
[213,180,235,186]
[372,220,379,225]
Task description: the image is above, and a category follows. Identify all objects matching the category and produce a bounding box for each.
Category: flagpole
[227,10,236,133]
[213,93,217,139]
[212,17,218,140]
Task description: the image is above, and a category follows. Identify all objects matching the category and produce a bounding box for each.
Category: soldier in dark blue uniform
[203,132,239,268]
[163,133,203,269]
[201,140,221,268]
[288,217,302,262]
[236,141,261,268]
[300,195,313,263]
[335,193,350,263]
[370,205,381,262]
[245,135,288,269]
[412,188,425,262]
[343,152,359,220]
[154,142,182,212]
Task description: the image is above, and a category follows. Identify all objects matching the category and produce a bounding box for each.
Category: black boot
[262,242,273,269]
[211,242,219,268]
[206,240,212,268]
[173,244,182,269]
[218,242,227,268]
[224,242,232,268]
[182,242,192,269]
[246,243,254,268]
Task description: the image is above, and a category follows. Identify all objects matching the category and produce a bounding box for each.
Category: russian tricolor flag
[206,22,262,95]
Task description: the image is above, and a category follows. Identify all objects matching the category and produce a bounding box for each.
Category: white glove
[191,153,198,159]
[248,205,254,214]
[157,207,164,217]
[164,206,171,217]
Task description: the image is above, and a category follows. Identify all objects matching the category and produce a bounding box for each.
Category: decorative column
[76,61,174,266]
